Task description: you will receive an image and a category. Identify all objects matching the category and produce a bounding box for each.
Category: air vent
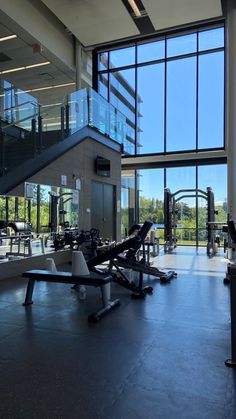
[0,53,12,63]
[39,72,54,81]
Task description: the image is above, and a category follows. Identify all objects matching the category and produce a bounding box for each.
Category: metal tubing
[38,115,42,153]
[23,279,35,305]
[225,273,236,367]
[60,106,65,141]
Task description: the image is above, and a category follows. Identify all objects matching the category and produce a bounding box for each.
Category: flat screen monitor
[96,156,110,177]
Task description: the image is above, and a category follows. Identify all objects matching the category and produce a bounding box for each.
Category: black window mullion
[196,31,199,151]
[164,35,167,154]
[196,165,199,247]
[135,44,138,155]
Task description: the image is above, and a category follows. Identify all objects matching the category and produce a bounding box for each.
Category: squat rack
[164,187,217,255]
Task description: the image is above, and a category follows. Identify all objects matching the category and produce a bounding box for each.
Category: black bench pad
[22,269,112,286]
[22,270,120,322]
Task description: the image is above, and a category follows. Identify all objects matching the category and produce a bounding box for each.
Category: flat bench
[22,269,120,322]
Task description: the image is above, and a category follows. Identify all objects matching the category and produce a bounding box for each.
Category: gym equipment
[49,191,74,234]
[22,269,120,322]
[225,263,236,368]
[8,221,32,235]
[164,187,220,255]
[52,227,113,260]
[6,221,33,257]
[224,220,236,285]
[0,220,7,245]
[87,221,176,298]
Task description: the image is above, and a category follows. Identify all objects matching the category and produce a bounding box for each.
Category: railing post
[0,119,5,176]
[38,115,42,153]
[87,88,91,126]
[65,104,70,137]
[31,118,37,156]
[61,106,65,141]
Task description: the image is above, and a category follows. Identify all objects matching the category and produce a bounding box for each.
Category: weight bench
[87,221,177,298]
[22,269,120,322]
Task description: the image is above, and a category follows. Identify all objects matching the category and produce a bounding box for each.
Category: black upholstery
[87,221,153,268]
[228,220,236,245]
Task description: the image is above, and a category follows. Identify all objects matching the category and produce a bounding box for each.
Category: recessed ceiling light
[1,66,25,74]
[0,34,17,42]
[127,0,141,17]
[15,82,76,94]
[26,62,51,69]
[0,61,50,75]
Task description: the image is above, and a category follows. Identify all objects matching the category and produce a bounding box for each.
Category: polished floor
[0,247,235,419]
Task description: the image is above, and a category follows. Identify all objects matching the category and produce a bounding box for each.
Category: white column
[227,0,236,221]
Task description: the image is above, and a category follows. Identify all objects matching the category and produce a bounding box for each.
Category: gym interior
[0,1,235,418]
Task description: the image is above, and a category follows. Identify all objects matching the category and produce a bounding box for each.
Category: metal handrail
[2,100,37,112]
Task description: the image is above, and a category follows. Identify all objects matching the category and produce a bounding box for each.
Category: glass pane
[138,169,164,242]
[167,33,197,58]
[166,57,196,151]
[199,27,224,51]
[110,46,135,68]
[166,166,196,194]
[67,88,88,135]
[98,51,108,70]
[121,170,136,236]
[0,196,6,220]
[137,63,164,154]
[198,51,224,149]
[198,164,227,223]
[109,69,135,154]
[137,40,165,63]
[98,73,108,100]
[88,88,109,136]
[198,164,227,246]
[166,166,197,245]
[88,88,126,144]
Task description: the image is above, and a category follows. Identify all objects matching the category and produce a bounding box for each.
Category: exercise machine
[22,269,120,322]
[164,187,220,255]
[6,221,33,257]
[87,221,177,298]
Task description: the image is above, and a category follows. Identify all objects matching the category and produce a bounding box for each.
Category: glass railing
[0,87,127,179]
[67,88,88,134]
[88,88,126,144]
[0,86,38,127]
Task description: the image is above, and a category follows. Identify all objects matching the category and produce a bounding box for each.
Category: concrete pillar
[227,0,236,221]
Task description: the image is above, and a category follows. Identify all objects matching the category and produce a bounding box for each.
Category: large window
[123,163,227,246]
[137,64,165,153]
[166,57,196,151]
[97,25,224,155]
[121,170,136,236]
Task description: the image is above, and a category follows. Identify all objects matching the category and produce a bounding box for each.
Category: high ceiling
[0,10,77,105]
[41,0,223,47]
[0,0,223,105]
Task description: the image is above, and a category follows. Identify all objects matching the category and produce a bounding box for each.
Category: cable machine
[49,191,73,233]
[164,187,217,255]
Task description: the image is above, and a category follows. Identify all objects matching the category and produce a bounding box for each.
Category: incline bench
[87,221,176,298]
[22,270,120,322]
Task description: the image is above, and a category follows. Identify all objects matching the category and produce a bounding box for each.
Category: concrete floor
[0,247,235,419]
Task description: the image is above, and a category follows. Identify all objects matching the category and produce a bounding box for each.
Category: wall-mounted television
[95,156,111,177]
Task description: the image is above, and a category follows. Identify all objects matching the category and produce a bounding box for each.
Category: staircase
[0,87,126,194]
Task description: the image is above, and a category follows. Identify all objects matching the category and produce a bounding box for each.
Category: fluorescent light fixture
[0,61,50,75]
[1,67,25,74]
[127,0,141,17]
[41,102,63,108]
[30,82,75,92]
[0,34,17,42]
[15,82,75,94]
[25,62,50,69]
